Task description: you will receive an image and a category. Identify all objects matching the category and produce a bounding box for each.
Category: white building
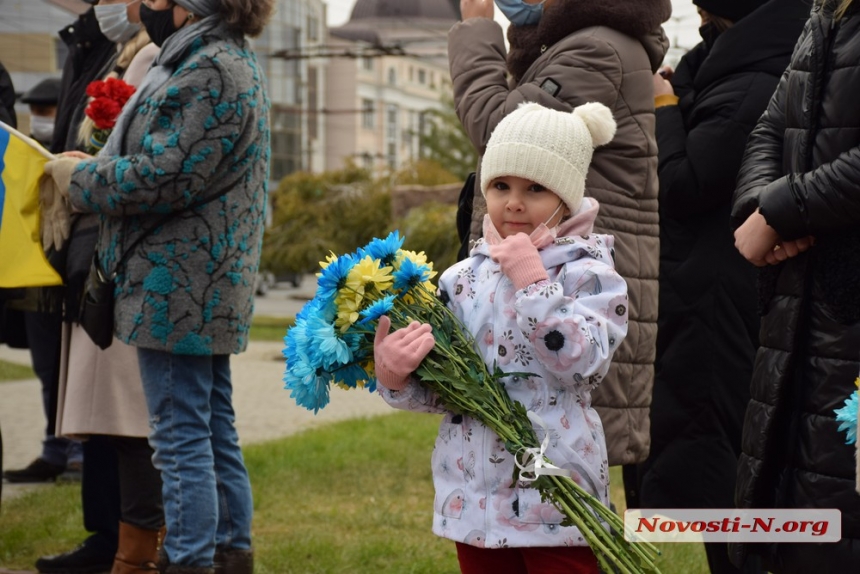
[321,0,459,172]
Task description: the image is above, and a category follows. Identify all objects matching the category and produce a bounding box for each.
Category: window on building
[409,66,414,82]
[418,69,426,84]
[362,57,374,71]
[361,152,374,171]
[429,71,436,89]
[270,106,303,181]
[418,111,427,158]
[308,66,318,140]
[362,99,375,130]
[386,104,399,168]
[388,67,396,85]
[307,15,319,41]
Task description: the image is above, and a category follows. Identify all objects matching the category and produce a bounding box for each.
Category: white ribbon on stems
[514,411,571,483]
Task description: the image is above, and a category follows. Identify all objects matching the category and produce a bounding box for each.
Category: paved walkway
[0,277,393,504]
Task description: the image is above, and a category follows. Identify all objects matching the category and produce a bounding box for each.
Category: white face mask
[95,1,142,44]
[30,115,55,145]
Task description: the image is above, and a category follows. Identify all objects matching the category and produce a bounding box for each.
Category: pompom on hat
[480,101,616,214]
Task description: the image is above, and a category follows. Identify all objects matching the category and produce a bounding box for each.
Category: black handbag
[78,187,235,350]
[79,255,116,350]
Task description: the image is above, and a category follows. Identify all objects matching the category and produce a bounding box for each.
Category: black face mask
[139,3,178,47]
[699,21,722,50]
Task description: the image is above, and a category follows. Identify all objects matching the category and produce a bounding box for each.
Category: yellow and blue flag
[0,123,62,288]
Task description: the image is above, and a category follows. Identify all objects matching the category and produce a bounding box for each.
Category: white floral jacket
[380,199,629,548]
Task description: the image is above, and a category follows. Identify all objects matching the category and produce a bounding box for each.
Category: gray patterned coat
[68,35,270,355]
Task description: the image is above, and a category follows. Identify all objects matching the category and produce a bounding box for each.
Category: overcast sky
[324,0,703,51]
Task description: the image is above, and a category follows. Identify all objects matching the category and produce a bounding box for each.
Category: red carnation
[103,77,136,106]
[85,80,107,99]
[86,97,123,130]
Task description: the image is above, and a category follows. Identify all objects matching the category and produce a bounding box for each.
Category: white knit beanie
[480,102,617,214]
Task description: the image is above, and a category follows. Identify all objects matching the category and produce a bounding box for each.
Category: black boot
[214,548,253,574]
[36,533,116,573]
[3,457,65,483]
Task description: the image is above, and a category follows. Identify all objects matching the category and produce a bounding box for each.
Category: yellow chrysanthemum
[346,255,393,294]
[396,250,438,280]
[317,251,339,275]
[334,292,363,331]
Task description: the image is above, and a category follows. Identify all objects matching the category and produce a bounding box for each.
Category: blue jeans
[137,349,252,567]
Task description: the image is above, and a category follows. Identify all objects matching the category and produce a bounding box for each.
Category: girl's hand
[489,232,549,290]
[373,316,435,391]
[461,0,494,20]
[734,209,781,266]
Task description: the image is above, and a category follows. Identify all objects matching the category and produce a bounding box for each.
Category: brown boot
[214,548,253,574]
[112,521,161,574]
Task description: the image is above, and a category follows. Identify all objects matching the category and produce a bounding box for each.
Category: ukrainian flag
[0,123,62,287]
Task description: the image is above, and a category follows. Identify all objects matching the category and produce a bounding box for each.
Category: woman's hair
[831,0,855,19]
[219,0,275,37]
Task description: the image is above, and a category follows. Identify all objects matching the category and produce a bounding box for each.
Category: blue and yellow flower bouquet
[283,232,661,573]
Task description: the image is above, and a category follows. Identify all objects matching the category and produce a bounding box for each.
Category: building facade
[322,0,458,173]
[0,0,89,132]
[256,0,329,180]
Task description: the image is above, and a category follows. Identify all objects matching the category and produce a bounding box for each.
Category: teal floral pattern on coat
[68,35,271,355]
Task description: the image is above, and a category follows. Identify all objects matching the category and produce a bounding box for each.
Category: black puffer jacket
[730,2,860,571]
[640,0,808,518]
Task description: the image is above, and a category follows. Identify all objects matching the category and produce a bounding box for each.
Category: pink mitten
[488,232,548,290]
[373,315,436,391]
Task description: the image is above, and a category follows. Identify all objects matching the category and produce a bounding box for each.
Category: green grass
[0,413,709,573]
[250,315,295,342]
[0,358,35,382]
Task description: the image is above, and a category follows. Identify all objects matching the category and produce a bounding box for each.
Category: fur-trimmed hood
[508,0,672,81]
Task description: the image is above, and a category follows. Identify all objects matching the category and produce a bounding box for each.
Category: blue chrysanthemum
[317,253,355,303]
[358,231,403,265]
[307,314,351,369]
[358,294,396,324]
[392,257,433,292]
[284,361,330,413]
[835,390,859,445]
[333,362,370,389]
[283,317,316,369]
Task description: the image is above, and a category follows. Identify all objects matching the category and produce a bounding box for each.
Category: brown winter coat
[448,0,670,465]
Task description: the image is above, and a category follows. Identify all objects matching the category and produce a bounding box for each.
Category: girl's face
[141,0,190,28]
[485,176,569,238]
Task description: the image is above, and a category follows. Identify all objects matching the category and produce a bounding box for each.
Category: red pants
[455,542,599,574]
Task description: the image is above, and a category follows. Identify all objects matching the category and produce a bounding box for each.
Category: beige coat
[56,35,158,440]
[56,324,150,438]
[449,0,669,465]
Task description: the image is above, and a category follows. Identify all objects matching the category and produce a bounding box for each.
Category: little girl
[373,102,628,574]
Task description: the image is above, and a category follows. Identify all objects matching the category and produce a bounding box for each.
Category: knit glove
[489,232,548,290]
[39,157,80,252]
[373,315,435,391]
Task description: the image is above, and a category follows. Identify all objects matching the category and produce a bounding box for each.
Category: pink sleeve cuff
[507,258,550,291]
[376,360,410,391]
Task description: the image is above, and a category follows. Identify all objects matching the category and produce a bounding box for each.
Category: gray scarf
[102,0,229,158]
